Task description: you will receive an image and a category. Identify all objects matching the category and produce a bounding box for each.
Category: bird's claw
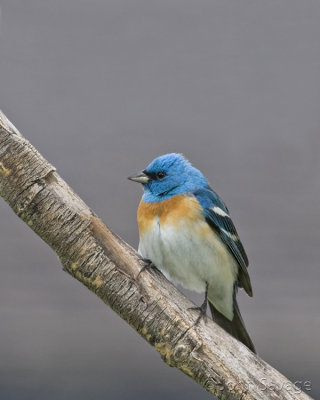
[188,302,208,325]
[137,258,154,278]
[188,282,209,325]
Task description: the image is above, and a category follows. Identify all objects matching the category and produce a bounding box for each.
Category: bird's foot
[137,258,154,278]
[188,300,208,325]
[188,282,209,325]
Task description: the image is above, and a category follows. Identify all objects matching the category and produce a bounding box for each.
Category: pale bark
[0,110,312,400]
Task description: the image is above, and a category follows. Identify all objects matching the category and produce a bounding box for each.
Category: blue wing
[194,186,252,297]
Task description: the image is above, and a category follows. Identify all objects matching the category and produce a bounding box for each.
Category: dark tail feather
[209,300,256,353]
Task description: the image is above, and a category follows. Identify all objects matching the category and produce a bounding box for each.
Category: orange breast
[137,194,203,237]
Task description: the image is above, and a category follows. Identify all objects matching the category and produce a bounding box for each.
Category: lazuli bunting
[129,153,255,353]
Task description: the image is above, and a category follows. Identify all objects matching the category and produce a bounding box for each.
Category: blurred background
[0,1,319,399]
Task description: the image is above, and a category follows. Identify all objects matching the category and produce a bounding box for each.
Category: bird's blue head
[128,153,209,203]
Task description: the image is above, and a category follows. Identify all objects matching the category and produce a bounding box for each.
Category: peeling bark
[0,110,312,400]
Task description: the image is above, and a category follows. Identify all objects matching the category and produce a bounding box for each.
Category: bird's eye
[156,171,166,179]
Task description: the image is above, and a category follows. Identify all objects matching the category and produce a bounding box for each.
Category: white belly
[138,217,238,319]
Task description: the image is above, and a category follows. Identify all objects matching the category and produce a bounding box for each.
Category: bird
[128,153,255,353]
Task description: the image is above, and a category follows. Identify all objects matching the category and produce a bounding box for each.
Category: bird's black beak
[128,171,150,184]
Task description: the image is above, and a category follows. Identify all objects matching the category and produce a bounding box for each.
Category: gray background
[0,1,319,399]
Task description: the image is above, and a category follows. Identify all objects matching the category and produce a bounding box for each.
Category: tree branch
[0,110,312,400]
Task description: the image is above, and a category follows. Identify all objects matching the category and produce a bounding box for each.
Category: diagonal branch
[0,110,312,400]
